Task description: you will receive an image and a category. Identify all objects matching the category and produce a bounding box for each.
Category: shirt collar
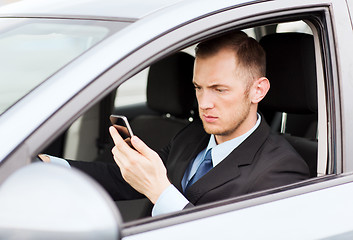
[206,113,261,167]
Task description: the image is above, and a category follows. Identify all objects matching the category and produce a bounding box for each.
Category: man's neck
[215,113,260,144]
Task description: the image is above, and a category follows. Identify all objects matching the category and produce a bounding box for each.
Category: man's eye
[216,89,226,93]
[194,86,201,90]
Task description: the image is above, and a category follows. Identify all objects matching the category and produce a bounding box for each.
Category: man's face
[193,48,257,144]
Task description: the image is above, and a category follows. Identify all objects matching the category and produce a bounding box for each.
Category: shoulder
[261,132,305,163]
[248,132,310,191]
[248,116,305,164]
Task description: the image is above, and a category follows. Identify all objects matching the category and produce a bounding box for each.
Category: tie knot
[204,149,212,161]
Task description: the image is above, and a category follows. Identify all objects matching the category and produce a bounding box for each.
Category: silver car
[0,0,353,239]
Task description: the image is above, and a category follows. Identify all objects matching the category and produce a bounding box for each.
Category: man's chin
[202,122,223,135]
[202,121,238,137]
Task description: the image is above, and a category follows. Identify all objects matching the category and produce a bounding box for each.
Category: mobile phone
[110,115,134,140]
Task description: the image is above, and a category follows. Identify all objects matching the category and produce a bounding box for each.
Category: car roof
[0,0,187,21]
[0,0,259,21]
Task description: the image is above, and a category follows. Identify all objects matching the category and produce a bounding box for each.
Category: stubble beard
[201,92,252,138]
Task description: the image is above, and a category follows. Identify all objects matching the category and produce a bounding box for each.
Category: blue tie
[185,149,213,191]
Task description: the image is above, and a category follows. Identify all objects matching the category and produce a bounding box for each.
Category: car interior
[259,32,318,178]
[39,19,321,222]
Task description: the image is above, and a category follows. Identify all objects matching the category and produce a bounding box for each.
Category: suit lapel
[172,134,209,191]
[185,119,271,204]
[165,120,210,191]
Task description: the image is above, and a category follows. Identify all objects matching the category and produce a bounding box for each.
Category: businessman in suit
[42,31,310,215]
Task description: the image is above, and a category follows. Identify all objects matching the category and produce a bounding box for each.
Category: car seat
[116,51,196,221]
[130,51,196,151]
[259,32,318,178]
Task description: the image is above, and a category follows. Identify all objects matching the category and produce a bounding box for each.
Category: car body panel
[0,0,183,20]
[1,0,353,238]
[330,0,353,173]
[124,176,353,239]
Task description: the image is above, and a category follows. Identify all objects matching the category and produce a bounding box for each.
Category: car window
[36,16,326,225]
[114,47,195,108]
[115,20,324,223]
[115,68,149,107]
[0,18,128,115]
[276,20,313,34]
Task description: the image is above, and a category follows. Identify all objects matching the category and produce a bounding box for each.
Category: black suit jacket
[69,119,310,207]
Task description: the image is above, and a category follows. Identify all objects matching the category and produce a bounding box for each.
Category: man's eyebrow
[208,83,230,89]
[192,81,229,88]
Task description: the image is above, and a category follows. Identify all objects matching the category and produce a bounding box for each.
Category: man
[42,31,310,216]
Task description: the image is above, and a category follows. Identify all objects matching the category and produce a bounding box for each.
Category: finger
[131,135,158,160]
[112,144,135,170]
[38,154,50,163]
[111,146,119,163]
[110,126,130,150]
[109,126,123,146]
[109,126,135,156]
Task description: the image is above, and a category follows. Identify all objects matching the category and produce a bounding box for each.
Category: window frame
[107,6,340,234]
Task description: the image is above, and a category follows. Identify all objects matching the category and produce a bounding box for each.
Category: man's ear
[250,77,270,104]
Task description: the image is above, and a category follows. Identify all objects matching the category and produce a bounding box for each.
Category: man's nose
[197,92,214,110]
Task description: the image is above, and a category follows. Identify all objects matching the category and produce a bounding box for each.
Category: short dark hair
[195,31,266,84]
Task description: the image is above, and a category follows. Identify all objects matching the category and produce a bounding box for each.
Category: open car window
[42,16,328,225]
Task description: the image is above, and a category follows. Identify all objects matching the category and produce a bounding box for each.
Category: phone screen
[110,115,134,140]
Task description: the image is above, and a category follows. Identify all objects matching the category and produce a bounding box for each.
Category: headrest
[147,52,195,117]
[259,33,317,114]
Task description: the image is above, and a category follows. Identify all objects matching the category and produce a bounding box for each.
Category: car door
[1,0,353,239]
[110,0,353,238]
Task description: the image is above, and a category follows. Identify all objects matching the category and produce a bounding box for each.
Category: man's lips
[202,114,218,123]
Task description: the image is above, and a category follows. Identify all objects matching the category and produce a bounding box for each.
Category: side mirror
[0,162,122,240]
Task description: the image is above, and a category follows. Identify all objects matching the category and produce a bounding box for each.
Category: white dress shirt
[152,114,261,216]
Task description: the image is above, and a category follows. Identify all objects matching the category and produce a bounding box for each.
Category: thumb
[131,136,158,160]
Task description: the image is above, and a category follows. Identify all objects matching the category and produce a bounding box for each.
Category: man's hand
[109,126,171,204]
[38,154,50,162]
